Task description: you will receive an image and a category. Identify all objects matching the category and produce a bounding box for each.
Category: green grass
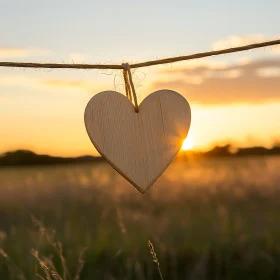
[1,156,280,279]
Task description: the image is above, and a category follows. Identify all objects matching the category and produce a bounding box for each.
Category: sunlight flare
[181,135,193,151]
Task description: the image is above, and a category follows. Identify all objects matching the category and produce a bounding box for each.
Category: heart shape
[84,89,191,193]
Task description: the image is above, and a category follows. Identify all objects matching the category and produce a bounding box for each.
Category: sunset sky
[0,0,280,156]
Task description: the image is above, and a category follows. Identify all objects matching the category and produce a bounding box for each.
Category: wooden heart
[84,89,191,193]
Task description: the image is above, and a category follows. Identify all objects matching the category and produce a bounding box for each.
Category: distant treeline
[1,145,280,166]
[0,150,103,166]
[183,144,280,158]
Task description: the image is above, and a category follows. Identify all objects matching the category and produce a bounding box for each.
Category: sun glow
[181,135,193,151]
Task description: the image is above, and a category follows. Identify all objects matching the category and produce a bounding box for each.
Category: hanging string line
[122,67,132,101]
[0,39,279,70]
[122,63,139,112]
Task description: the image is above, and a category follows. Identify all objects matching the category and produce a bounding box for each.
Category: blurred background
[0,0,280,279]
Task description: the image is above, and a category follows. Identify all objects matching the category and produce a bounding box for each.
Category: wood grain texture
[84,90,191,193]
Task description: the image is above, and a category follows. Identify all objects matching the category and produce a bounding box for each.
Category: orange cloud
[0,48,29,58]
[38,77,117,97]
[0,76,90,92]
[41,79,91,90]
[0,73,113,95]
[0,47,49,58]
[153,59,280,105]
[212,34,280,53]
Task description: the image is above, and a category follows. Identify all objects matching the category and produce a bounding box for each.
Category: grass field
[1,156,280,279]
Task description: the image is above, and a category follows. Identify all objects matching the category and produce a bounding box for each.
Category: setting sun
[181,135,193,151]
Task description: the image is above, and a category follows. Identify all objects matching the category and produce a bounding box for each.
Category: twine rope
[122,67,132,101]
[122,63,139,112]
[0,39,279,70]
[1,38,280,112]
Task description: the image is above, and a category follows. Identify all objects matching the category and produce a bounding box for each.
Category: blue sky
[0,0,280,156]
[1,0,279,60]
